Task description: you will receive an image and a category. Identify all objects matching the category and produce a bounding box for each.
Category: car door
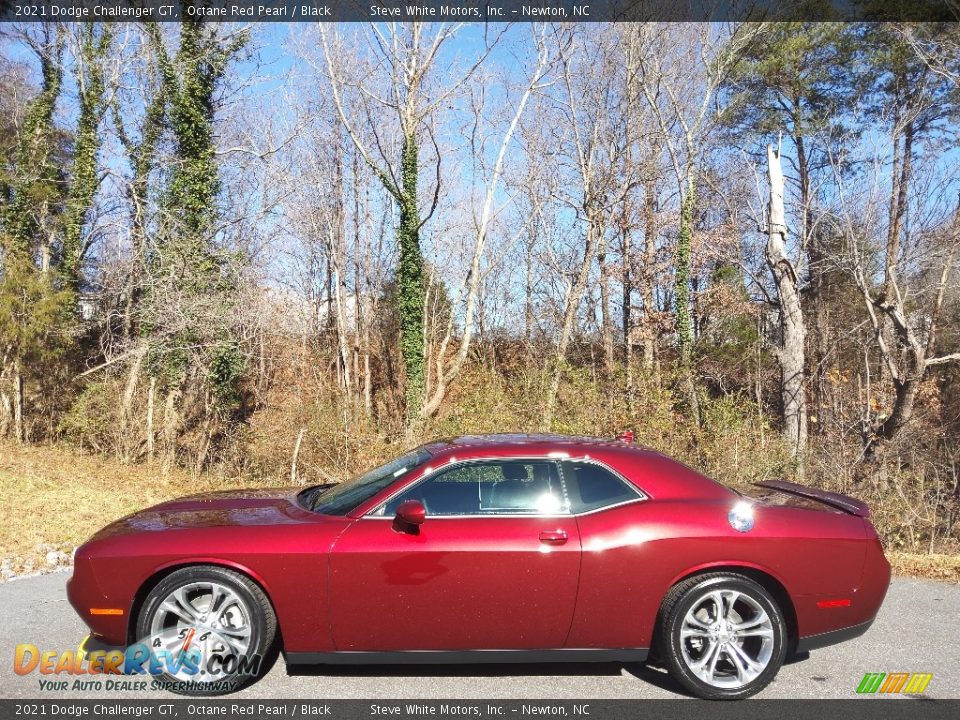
[328,459,581,651]
[561,460,650,649]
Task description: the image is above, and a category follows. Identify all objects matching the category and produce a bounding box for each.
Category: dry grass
[888,552,960,584]
[0,441,273,577]
[1,441,958,584]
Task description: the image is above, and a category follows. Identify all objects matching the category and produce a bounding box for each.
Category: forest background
[1,20,959,580]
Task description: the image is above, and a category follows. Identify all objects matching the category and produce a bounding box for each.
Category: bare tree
[420,26,553,419]
[539,27,630,429]
[831,133,960,470]
[634,23,763,421]
[764,143,807,469]
[318,23,501,424]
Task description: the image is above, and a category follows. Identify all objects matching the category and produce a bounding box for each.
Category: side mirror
[395,499,426,526]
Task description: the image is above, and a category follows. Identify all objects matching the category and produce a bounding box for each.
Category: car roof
[439,433,636,450]
[418,433,734,502]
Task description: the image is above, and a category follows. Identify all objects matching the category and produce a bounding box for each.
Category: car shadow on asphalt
[284,660,695,698]
[283,653,816,698]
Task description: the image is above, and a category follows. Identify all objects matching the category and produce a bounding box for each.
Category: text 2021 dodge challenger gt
[67,433,890,699]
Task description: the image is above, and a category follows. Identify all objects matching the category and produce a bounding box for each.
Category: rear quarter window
[563,461,642,513]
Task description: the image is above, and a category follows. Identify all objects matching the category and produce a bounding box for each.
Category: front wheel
[657,573,787,700]
[135,566,276,695]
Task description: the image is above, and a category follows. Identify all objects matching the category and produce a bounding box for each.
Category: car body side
[67,440,890,658]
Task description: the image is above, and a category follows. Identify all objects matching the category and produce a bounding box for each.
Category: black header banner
[0,0,957,23]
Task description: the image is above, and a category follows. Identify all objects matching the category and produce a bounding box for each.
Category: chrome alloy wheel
[148,581,252,682]
[678,588,775,689]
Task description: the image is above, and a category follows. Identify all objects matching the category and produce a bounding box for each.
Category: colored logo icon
[856,672,932,694]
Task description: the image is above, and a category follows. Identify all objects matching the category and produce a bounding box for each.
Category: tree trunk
[120,85,164,342]
[194,411,213,476]
[0,388,10,439]
[675,175,695,368]
[641,172,657,372]
[544,217,599,430]
[807,227,830,434]
[146,376,156,464]
[161,386,181,474]
[332,262,352,397]
[422,275,434,404]
[795,130,829,434]
[324,256,334,337]
[39,224,52,274]
[363,346,372,416]
[598,234,614,372]
[13,360,24,445]
[119,349,144,461]
[330,136,353,401]
[63,24,111,292]
[525,236,535,350]
[675,174,701,426]
[621,217,633,398]
[766,144,807,469]
[885,121,913,302]
[856,227,959,471]
[352,147,363,405]
[290,427,306,484]
[0,359,11,438]
[397,133,426,422]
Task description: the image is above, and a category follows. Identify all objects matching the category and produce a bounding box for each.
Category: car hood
[87,486,331,540]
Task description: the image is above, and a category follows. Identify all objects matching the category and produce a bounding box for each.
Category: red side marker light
[816,599,851,608]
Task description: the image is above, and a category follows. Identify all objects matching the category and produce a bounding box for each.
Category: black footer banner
[2,700,959,720]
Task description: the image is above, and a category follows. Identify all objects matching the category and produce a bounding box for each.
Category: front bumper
[67,562,130,646]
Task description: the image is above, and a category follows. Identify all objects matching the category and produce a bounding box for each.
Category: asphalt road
[1,572,957,700]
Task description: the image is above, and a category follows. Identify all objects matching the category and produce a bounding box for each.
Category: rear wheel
[135,566,276,695]
[658,573,787,700]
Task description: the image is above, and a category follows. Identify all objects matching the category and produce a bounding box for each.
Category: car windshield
[310,449,433,516]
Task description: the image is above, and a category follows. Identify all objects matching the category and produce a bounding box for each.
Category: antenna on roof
[618,430,635,444]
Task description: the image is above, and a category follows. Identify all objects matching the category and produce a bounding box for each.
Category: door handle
[539,529,568,545]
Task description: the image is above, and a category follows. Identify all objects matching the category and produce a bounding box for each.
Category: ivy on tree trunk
[397,134,426,420]
[62,24,112,291]
[0,31,72,444]
[147,20,248,410]
[674,181,695,367]
[3,37,63,261]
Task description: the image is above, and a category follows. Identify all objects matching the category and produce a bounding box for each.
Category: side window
[562,462,641,514]
[383,461,568,516]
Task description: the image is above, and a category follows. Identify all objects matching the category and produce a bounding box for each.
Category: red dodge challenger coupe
[68,434,890,699]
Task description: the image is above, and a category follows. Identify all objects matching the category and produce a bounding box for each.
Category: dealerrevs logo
[857,672,933,695]
[14,640,262,692]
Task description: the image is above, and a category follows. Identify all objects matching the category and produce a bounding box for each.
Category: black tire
[657,573,787,700]
[135,566,277,696]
